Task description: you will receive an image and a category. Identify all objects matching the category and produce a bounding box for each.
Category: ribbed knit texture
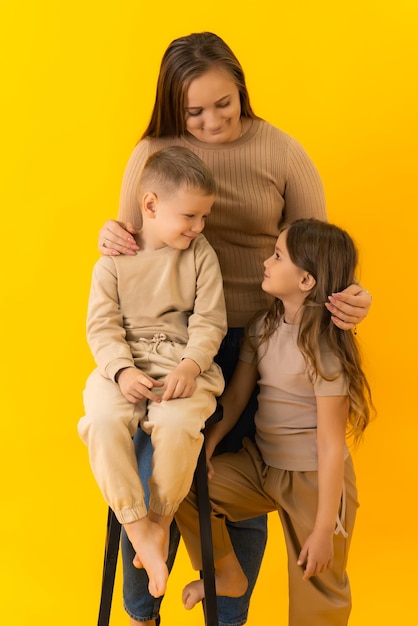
[119,119,326,327]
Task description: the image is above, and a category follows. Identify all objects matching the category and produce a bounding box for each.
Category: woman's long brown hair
[141,32,259,139]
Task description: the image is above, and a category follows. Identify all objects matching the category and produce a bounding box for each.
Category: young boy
[78,146,227,599]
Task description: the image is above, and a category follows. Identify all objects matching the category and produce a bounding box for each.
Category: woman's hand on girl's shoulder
[325,283,372,330]
[99,220,139,256]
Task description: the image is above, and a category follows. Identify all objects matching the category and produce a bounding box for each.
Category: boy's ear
[300,272,316,292]
[142,192,158,218]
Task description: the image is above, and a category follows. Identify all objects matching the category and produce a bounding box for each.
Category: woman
[98,32,372,626]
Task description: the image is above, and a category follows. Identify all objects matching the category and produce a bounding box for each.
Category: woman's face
[184,67,242,144]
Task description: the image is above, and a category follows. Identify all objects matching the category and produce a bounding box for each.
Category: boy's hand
[162,359,200,401]
[117,367,164,403]
[297,528,334,581]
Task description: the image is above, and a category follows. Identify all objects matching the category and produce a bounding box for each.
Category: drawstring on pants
[139,333,168,352]
[334,482,348,537]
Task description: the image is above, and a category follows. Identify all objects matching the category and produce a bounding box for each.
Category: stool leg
[98,507,122,626]
[195,442,219,626]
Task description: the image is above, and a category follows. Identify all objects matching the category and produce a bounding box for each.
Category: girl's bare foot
[182,553,248,610]
[124,517,168,598]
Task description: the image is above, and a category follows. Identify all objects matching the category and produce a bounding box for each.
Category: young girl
[175,218,373,625]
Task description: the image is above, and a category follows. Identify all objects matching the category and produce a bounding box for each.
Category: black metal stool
[97,403,223,626]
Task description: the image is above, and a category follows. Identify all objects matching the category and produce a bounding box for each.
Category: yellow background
[1,1,417,624]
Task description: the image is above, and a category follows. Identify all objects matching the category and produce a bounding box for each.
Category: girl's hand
[99,220,139,256]
[325,283,372,330]
[205,435,218,480]
[297,529,334,581]
[206,458,215,480]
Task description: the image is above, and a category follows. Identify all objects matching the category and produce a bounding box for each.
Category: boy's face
[146,187,214,250]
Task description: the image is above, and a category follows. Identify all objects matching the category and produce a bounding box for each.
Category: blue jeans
[122,328,268,625]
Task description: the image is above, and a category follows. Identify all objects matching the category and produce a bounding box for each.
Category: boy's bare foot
[124,517,168,598]
[148,509,173,562]
[132,510,173,569]
[182,553,248,610]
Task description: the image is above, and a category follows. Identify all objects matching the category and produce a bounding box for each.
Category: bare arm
[205,359,259,460]
[297,395,348,580]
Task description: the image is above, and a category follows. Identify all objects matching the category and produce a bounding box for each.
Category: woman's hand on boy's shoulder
[99,220,139,256]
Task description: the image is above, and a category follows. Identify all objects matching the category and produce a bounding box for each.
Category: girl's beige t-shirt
[240,317,349,471]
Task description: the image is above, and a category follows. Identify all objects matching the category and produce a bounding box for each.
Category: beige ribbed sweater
[119,119,327,327]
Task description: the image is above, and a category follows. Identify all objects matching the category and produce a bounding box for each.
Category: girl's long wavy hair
[254,218,373,444]
[141,32,259,139]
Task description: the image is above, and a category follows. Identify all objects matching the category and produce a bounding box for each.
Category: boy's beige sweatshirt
[87,233,227,381]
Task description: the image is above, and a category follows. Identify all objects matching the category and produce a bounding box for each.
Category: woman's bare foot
[124,517,168,598]
[129,619,157,626]
[182,553,248,610]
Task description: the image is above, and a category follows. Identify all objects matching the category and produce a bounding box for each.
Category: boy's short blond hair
[139,146,216,199]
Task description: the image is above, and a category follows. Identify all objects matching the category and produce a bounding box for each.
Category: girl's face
[262,231,307,300]
[184,67,242,144]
